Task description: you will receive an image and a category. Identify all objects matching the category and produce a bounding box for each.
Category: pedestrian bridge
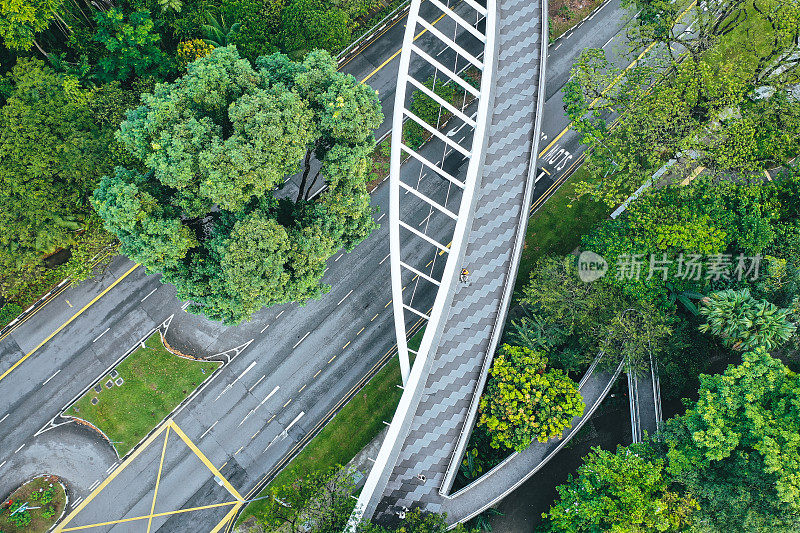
[351,0,550,526]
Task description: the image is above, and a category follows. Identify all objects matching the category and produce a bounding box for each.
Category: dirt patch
[549,0,605,40]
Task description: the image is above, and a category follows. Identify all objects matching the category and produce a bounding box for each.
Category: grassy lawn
[516,166,609,289]
[237,328,424,527]
[66,332,220,457]
[0,475,66,533]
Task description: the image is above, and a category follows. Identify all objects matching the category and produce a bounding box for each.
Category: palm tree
[158,0,183,13]
[699,288,796,351]
[201,13,240,48]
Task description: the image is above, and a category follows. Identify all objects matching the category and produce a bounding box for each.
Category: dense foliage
[546,446,698,532]
[93,46,382,323]
[544,351,800,532]
[564,0,800,206]
[664,348,800,530]
[699,287,795,350]
[478,344,584,451]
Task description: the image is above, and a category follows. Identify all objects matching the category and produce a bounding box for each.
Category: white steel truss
[350,0,496,526]
[390,0,493,385]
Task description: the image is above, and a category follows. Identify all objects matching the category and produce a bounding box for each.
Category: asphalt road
[0,0,642,530]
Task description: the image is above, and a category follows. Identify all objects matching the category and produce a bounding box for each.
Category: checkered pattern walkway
[372,0,546,524]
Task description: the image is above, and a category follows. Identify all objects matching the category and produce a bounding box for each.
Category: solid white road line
[377,213,386,222]
[200,421,218,439]
[276,310,285,319]
[214,361,257,401]
[92,328,110,343]
[335,253,344,262]
[380,253,390,265]
[337,290,353,306]
[106,463,118,474]
[249,375,265,392]
[260,323,270,333]
[237,361,257,381]
[285,412,305,433]
[14,444,25,454]
[0,413,9,424]
[0,460,6,470]
[260,386,280,406]
[141,288,157,302]
[42,369,61,386]
[293,332,311,349]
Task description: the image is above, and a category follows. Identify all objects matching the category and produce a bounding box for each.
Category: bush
[478,344,585,451]
[0,303,23,327]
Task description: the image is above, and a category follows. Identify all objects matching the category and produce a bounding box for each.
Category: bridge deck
[371,0,547,525]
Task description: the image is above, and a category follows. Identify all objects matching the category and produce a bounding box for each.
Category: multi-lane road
[0,1,641,530]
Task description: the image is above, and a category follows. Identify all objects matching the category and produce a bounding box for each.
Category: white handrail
[347,0,496,526]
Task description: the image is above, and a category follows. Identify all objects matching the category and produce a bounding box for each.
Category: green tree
[0,0,64,52]
[698,287,796,350]
[201,12,241,47]
[95,47,382,324]
[664,348,800,530]
[0,59,115,294]
[257,466,356,532]
[93,9,171,83]
[222,0,284,60]
[478,344,584,451]
[545,446,698,532]
[280,0,351,55]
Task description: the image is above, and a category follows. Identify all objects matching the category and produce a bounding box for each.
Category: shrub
[0,303,23,327]
[478,344,585,451]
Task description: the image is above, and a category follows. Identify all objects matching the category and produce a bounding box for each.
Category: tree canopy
[0,59,117,287]
[93,46,382,324]
[664,348,800,530]
[478,344,584,451]
[546,446,698,532]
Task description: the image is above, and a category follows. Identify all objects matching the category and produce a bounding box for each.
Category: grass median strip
[517,165,608,288]
[66,332,220,457]
[237,329,424,527]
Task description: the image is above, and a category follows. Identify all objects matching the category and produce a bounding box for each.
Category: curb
[337,1,412,67]
[0,245,118,341]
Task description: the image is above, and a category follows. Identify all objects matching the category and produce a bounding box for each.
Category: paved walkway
[369,0,548,525]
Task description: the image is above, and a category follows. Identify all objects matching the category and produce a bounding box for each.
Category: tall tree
[93,8,172,83]
[0,0,64,52]
[664,348,800,531]
[0,59,114,294]
[478,344,584,451]
[545,446,698,532]
[94,47,382,324]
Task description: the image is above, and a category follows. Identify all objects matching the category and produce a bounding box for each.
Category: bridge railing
[350,0,497,524]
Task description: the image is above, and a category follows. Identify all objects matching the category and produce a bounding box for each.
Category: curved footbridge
[352,0,557,527]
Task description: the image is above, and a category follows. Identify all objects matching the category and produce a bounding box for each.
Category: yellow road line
[220,316,428,533]
[146,426,171,533]
[538,0,698,159]
[339,3,412,70]
[60,501,240,531]
[169,420,244,500]
[0,248,117,342]
[0,264,140,384]
[361,10,450,83]
[56,419,170,532]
